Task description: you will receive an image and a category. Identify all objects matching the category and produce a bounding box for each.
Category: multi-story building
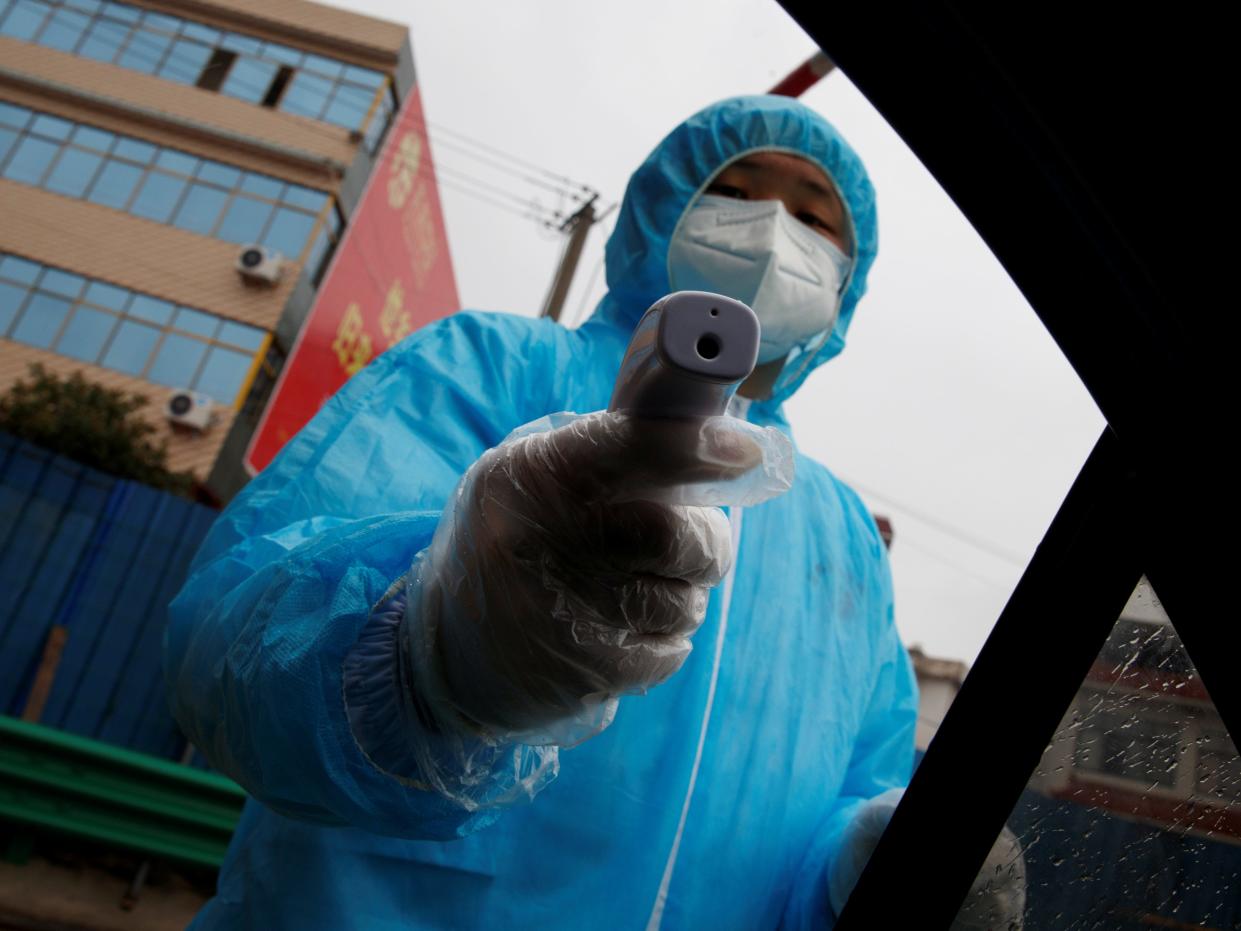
[0,0,414,498]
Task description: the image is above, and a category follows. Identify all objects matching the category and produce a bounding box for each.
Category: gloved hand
[827,788,1027,929]
[408,409,793,746]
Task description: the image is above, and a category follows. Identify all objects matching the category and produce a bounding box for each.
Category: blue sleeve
[164,311,567,840]
[781,531,919,929]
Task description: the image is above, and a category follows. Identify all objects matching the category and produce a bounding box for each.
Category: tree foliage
[0,364,195,495]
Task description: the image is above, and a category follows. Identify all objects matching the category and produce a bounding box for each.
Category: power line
[837,473,1030,566]
[568,253,606,327]
[437,177,556,224]
[428,133,586,202]
[28,36,609,225]
[434,161,563,224]
[425,118,591,193]
[892,533,1018,593]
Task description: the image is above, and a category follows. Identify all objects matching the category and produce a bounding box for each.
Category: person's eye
[707,183,747,199]
[796,211,834,232]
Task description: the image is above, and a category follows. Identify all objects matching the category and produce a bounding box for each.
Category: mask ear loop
[754,149,858,400]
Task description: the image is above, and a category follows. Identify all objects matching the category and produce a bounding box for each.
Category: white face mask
[667,194,852,364]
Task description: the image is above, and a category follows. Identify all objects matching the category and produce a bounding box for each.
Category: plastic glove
[828,788,1027,929]
[410,409,793,747]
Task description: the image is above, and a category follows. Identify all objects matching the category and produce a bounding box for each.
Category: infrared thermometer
[608,291,760,419]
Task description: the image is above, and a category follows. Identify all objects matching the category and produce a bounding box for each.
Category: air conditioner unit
[236,244,284,284]
[166,389,214,431]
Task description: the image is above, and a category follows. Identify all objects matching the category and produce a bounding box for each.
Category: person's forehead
[721,151,837,201]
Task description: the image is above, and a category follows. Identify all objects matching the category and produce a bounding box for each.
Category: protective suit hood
[589,95,879,410]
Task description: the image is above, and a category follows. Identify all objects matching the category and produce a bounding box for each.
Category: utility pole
[540,193,598,322]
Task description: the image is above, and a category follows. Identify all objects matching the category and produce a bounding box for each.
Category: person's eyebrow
[799,176,838,203]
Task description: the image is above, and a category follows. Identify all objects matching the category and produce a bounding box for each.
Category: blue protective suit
[166,95,918,929]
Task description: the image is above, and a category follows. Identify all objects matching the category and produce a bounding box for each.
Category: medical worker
[167,95,1018,928]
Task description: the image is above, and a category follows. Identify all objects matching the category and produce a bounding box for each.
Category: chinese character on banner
[245,87,460,475]
[331,303,374,376]
[404,180,440,289]
[379,280,412,348]
[388,133,422,210]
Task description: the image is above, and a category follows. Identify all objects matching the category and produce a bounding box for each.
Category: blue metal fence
[0,432,216,760]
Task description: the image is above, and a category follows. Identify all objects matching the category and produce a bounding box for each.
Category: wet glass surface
[954,578,1241,930]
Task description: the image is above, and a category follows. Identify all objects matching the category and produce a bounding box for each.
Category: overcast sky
[333,0,1105,664]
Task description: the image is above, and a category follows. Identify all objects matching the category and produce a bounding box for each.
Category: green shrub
[0,364,195,496]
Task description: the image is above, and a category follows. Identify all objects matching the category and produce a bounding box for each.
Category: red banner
[245,87,460,474]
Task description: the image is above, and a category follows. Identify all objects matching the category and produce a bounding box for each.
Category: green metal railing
[0,715,244,867]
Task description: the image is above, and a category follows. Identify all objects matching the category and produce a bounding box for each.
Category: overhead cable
[838,473,1030,566]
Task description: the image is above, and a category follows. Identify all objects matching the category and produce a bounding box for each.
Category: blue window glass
[130,172,187,223]
[30,113,72,140]
[127,293,173,324]
[40,268,85,297]
[215,195,273,244]
[101,2,140,24]
[171,182,228,235]
[0,127,16,165]
[140,11,179,32]
[282,185,328,213]
[158,38,211,84]
[0,0,51,41]
[85,159,142,209]
[112,136,154,164]
[260,42,301,66]
[2,136,58,185]
[363,100,391,155]
[0,255,40,284]
[195,345,252,403]
[83,280,129,309]
[263,208,315,258]
[280,71,331,119]
[11,291,71,348]
[323,83,374,130]
[302,227,330,279]
[220,31,259,54]
[0,282,29,334]
[220,56,278,104]
[302,53,342,80]
[146,332,206,387]
[197,161,240,188]
[44,146,103,197]
[172,307,218,338]
[71,125,114,152]
[118,27,171,73]
[56,304,116,362]
[181,21,218,44]
[38,6,89,51]
[77,17,127,62]
[155,148,198,176]
[342,65,385,89]
[0,102,31,128]
[100,318,158,374]
[218,319,265,350]
[66,0,100,12]
[239,173,282,200]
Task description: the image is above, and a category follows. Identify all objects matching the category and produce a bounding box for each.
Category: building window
[0,0,395,142]
[0,101,344,278]
[1196,729,1241,802]
[1074,709,1184,789]
[0,252,270,407]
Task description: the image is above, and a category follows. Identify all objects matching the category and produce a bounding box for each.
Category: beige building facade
[0,0,415,496]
